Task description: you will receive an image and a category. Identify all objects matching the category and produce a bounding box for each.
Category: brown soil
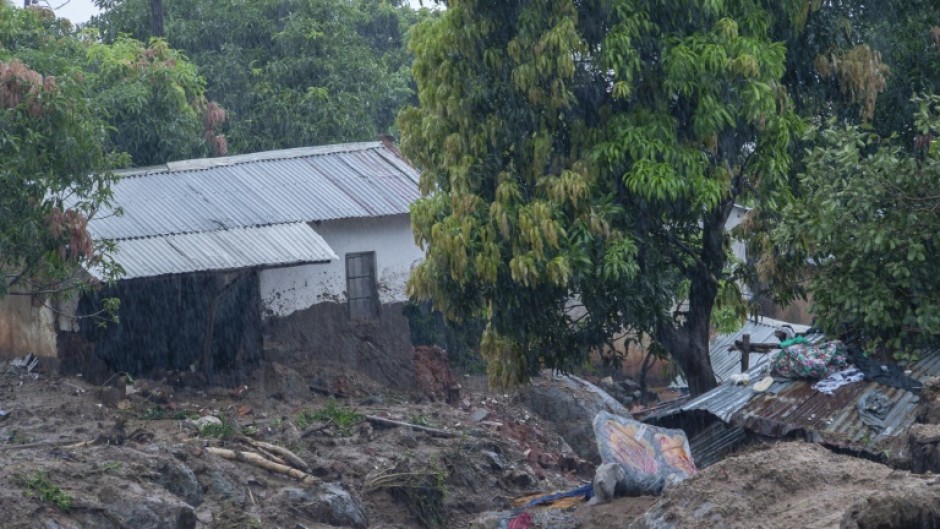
[573,496,659,528]
[0,364,588,529]
[5,361,940,529]
[631,441,940,529]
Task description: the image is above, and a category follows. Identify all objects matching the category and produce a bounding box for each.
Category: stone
[206,469,246,506]
[481,450,508,471]
[910,423,940,474]
[80,501,196,529]
[519,372,631,462]
[399,428,418,448]
[470,408,490,422]
[277,483,367,529]
[155,460,203,507]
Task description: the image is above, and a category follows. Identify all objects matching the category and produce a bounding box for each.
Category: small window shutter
[346,252,379,320]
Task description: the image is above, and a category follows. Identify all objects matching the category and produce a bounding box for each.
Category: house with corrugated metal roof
[0,141,425,385]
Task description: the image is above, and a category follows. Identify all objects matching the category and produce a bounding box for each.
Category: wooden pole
[741,333,751,372]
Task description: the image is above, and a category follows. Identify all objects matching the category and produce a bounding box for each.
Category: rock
[519,372,631,462]
[470,408,490,422]
[277,483,367,529]
[398,428,418,448]
[481,450,508,471]
[189,415,221,429]
[592,463,627,504]
[909,423,940,474]
[79,501,196,529]
[155,460,203,507]
[205,469,246,506]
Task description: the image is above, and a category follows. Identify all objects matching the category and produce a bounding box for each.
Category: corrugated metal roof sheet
[651,342,940,456]
[672,316,817,388]
[708,317,813,383]
[93,223,337,280]
[90,142,420,240]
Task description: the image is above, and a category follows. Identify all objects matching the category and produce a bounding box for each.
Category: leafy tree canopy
[744,1,940,357]
[765,97,940,357]
[400,0,806,394]
[0,56,124,298]
[1,3,221,300]
[1,4,222,166]
[92,0,433,153]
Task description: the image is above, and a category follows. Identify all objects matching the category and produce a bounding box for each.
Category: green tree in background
[92,0,432,154]
[400,0,806,395]
[2,4,223,166]
[766,100,940,357]
[1,3,220,299]
[0,56,125,297]
[745,1,940,355]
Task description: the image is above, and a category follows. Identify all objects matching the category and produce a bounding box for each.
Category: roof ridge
[114,141,384,179]
[97,221,310,241]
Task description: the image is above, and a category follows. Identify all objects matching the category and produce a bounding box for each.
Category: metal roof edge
[114,142,385,177]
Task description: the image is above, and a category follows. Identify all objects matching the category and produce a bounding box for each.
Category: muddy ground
[0,361,595,529]
[3,361,939,529]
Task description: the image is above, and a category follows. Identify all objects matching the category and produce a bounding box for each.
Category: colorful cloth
[771,340,850,380]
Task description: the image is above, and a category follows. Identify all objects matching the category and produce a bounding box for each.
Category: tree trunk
[150,0,164,37]
[655,200,735,396]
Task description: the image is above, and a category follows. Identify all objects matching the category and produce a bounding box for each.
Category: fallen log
[237,436,310,472]
[253,441,310,472]
[364,415,457,438]
[205,447,318,485]
[253,446,287,466]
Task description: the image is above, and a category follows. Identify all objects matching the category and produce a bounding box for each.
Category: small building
[0,141,424,385]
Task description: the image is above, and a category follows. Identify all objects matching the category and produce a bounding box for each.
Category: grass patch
[365,460,447,529]
[296,399,362,436]
[5,430,31,445]
[15,471,72,512]
[199,418,239,440]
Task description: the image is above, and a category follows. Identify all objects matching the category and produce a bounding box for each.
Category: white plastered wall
[259,214,424,318]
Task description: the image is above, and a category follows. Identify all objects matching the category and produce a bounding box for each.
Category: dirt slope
[631,442,940,529]
[0,365,587,529]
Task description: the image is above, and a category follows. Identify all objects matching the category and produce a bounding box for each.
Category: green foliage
[400,0,803,393]
[16,471,73,512]
[768,96,940,358]
[365,459,447,529]
[0,4,226,300]
[0,52,124,297]
[296,399,363,436]
[1,4,222,166]
[198,417,239,439]
[783,0,940,139]
[92,0,434,153]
